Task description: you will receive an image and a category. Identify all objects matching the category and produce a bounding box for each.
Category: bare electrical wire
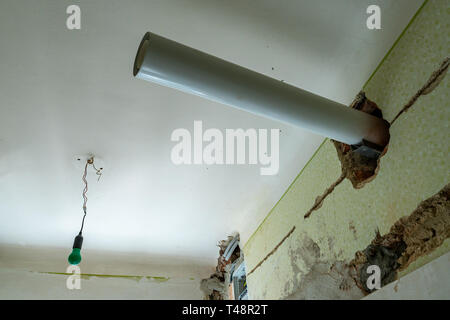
[79,157,102,234]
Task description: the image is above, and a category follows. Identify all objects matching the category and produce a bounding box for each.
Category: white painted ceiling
[0,0,423,265]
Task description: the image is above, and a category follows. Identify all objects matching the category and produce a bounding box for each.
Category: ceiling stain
[36,271,170,283]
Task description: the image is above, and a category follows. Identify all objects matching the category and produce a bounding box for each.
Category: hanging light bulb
[68,205,86,265]
[68,233,83,265]
[68,157,102,265]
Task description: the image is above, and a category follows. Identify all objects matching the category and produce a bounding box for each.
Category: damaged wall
[200,235,242,300]
[243,0,449,299]
[351,183,449,293]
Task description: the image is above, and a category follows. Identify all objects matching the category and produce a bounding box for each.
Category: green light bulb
[68,233,83,265]
[68,248,82,265]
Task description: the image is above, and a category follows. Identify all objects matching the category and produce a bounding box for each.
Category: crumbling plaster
[243,0,449,299]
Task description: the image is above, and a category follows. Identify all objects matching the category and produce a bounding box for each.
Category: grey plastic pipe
[133,32,389,146]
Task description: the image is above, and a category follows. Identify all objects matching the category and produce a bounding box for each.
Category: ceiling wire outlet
[73,154,106,174]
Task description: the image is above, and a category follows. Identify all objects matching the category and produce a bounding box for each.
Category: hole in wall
[304,57,448,219]
[200,233,248,300]
[304,92,390,218]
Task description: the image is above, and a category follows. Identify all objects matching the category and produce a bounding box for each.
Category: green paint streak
[362,0,429,90]
[39,271,169,283]
[244,138,328,250]
[243,0,430,252]
[146,276,170,282]
[189,277,195,280]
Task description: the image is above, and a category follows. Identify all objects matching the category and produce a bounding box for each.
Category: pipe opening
[133,33,150,76]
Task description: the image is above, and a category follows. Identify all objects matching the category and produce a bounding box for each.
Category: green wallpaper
[243,0,449,299]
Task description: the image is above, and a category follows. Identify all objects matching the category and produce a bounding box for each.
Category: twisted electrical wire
[77,157,103,235]
[79,160,89,235]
